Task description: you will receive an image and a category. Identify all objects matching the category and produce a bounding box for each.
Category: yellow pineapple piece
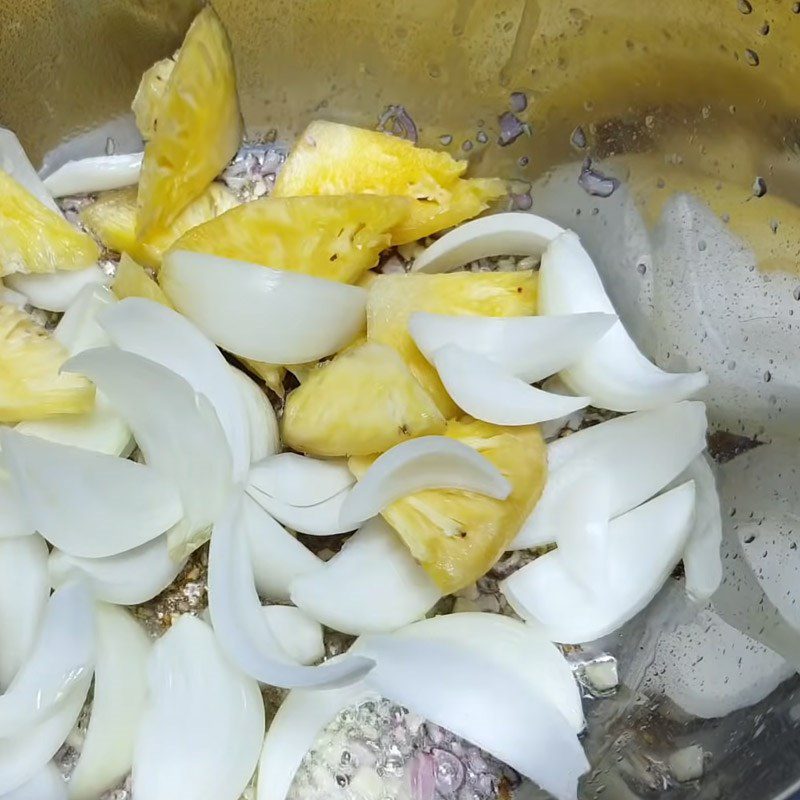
[0,171,99,276]
[0,304,95,421]
[136,6,242,241]
[112,254,173,307]
[282,342,445,457]
[273,121,506,244]
[350,418,547,593]
[367,270,538,416]
[240,359,287,398]
[132,56,176,140]
[171,195,410,284]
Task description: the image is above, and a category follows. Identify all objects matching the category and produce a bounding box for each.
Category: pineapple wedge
[132,56,176,140]
[367,270,538,416]
[0,304,95,421]
[0,171,99,276]
[273,121,506,244]
[112,254,173,307]
[136,6,242,242]
[350,418,547,593]
[170,195,410,283]
[282,342,445,457]
[240,359,286,398]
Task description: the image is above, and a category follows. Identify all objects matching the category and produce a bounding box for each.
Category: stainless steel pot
[2,0,799,797]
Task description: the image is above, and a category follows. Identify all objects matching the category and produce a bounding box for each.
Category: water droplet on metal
[570,125,587,149]
[105,137,116,156]
[737,0,752,13]
[759,21,770,35]
[439,134,453,146]
[497,112,530,146]
[764,370,772,382]
[377,105,418,143]
[698,240,707,252]
[753,176,767,197]
[794,1,800,12]
[509,91,528,112]
[637,262,647,275]
[476,130,489,144]
[792,286,800,301]
[511,192,533,210]
[744,48,760,66]
[578,158,619,198]
[518,155,530,167]
[461,140,473,152]
[770,219,779,233]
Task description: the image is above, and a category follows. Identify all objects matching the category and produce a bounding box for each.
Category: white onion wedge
[0,582,94,737]
[290,518,441,635]
[411,212,564,273]
[132,616,264,800]
[0,536,48,690]
[65,348,232,560]
[241,495,320,602]
[99,299,250,480]
[503,482,696,643]
[43,153,143,197]
[510,401,707,549]
[0,129,59,211]
[246,485,357,536]
[208,496,374,688]
[69,605,150,800]
[160,250,367,363]
[49,537,185,606]
[679,455,722,601]
[339,436,510,527]
[248,453,354,507]
[354,633,588,800]
[262,606,324,666]
[6,267,110,313]
[257,678,375,800]
[230,369,280,462]
[0,472,29,539]
[1,430,183,558]
[0,286,28,308]
[540,231,708,411]
[429,344,590,426]
[386,613,585,733]
[17,286,131,457]
[409,311,616,383]
[0,763,66,800]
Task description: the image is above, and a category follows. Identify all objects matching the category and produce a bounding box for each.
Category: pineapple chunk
[112,254,173,307]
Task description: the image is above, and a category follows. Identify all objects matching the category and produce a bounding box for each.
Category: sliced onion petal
[229,368,280,462]
[340,436,510,528]
[0,470,30,539]
[411,212,564,274]
[540,231,708,411]
[208,495,374,689]
[65,348,232,559]
[43,153,143,198]
[257,678,375,800]
[248,453,354,507]
[511,401,707,549]
[1,429,183,558]
[290,517,441,635]
[160,250,367,364]
[0,128,59,210]
[409,311,616,383]
[430,344,590,426]
[354,634,588,800]
[246,485,357,537]
[99,298,250,480]
[0,763,66,800]
[0,536,49,689]
[0,286,29,309]
[69,605,151,800]
[241,495,320,602]
[503,482,696,643]
[52,284,115,355]
[0,582,94,737]
[49,537,185,606]
[132,616,264,800]
[6,267,110,313]
[262,606,324,666]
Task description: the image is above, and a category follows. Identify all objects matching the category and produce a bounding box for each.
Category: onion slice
[229,368,280,462]
[99,298,250,480]
[0,763,66,800]
[257,678,375,800]
[1,429,183,558]
[290,517,441,635]
[248,453,354,507]
[339,436,510,527]
[409,311,616,383]
[6,267,110,313]
[65,348,232,559]
[246,485,357,537]
[411,212,564,274]
[0,536,49,690]
[68,605,151,800]
[132,616,264,800]
[43,153,143,197]
[511,401,707,549]
[262,606,324,666]
[0,582,94,737]
[429,344,590,426]
[0,128,59,211]
[160,250,367,364]
[49,537,185,606]
[502,481,696,643]
[539,231,708,411]
[240,495,320,602]
[207,495,374,689]
[0,285,28,308]
[0,471,30,539]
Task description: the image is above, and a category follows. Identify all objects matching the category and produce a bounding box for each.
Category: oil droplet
[636,262,647,275]
[462,140,474,152]
[753,176,767,196]
[763,370,772,382]
[509,91,528,112]
[570,126,587,149]
[745,48,760,66]
[698,240,707,252]
[792,286,800,301]
[476,130,489,144]
[794,1,800,12]
[759,21,770,35]
[439,134,453,146]
[737,0,752,13]
[518,155,530,167]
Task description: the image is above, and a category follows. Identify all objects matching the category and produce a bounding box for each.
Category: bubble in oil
[744,48,760,66]
[737,0,752,13]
